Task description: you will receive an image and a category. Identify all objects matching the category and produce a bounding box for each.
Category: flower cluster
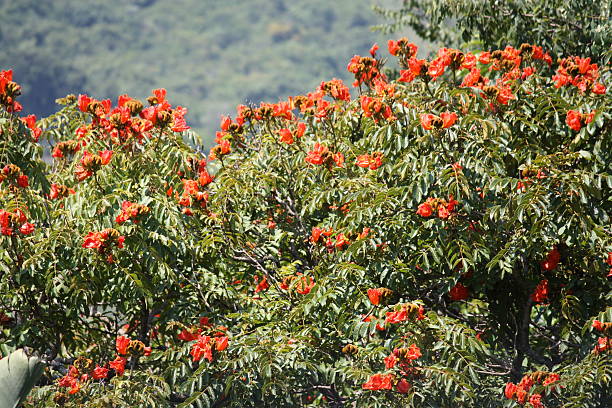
[318,78,351,102]
[0,69,22,112]
[531,279,549,304]
[74,150,113,181]
[305,143,344,169]
[367,287,394,306]
[52,139,81,158]
[540,247,560,271]
[115,200,150,224]
[553,56,606,94]
[385,303,426,325]
[360,95,395,123]
[416,196,458,219]
[565,109,595,131]
[278,122,306,145]
[505,371,560,407]
[176,318,229,363]
[177,178,209,215]
[55,334,149,399]
[280,273,315,295]
[0,164,29,189]
[448,282,470,301]
[82,228,125,261]
[253,275,270,293]
[592,320,611,354]
[0,208,34,236]
[420,112,457,130]
[310,226,370,252]
[49,183,75,200]
[20,114,42,141]
[363,343,422,394]
[355,152,383,170]
[116,335,151,357]
[347,52,385,88]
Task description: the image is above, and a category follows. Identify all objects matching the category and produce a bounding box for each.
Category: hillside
[0,0,421,144]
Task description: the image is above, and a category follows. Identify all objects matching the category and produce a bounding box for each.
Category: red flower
[416,202,433,217]
[305,143,328,165]
[191,335,213,362]
[384,353,397,369]
[215,336,229,351]
[448,282,469,301]
[396,378,411,394]
[541,247,560,271]
[109,356,127,376]
[310,227,323,243]
[420,113,435,130]
[254,275,270,293]
[15,174,28,188]
[19,222,34,235]
[92,366,109,380]
[220,116,231,131]
[355,154,370,168]
[388,39,400,56]
[529,393,543,408]
[531,279,549,304]
[367,288,382,305]
[332,152,344,167]
[369,43,379,57]
[82,228,125,253]
[178,328,201,342]
[421,112,457,130]
[592,320,604,331]
[100,150,113,165]
[385,308,408,324]
[504,382,517,399]
[592,82,606,94]
[335,233,350,249]
[593,337,610,354]
[565,110,594,131]
[440,111,457,128]
[543,373,560,386]
[408,343,422,360]
[295,275,315,295]
[279,128,294,145]
[362,373,394,390]
[296,122,307,137]
[116,335,130,355]
[77,94,92,112]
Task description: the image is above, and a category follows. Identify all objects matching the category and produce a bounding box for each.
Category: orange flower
[362,373,394,391]
[279,128,294,144]
[305,143,328,165]
[531,279,549,304]
[448,282,469,301]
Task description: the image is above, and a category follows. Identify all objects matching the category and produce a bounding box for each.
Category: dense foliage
[374,0,611,64]
[1,36,611,407]
[0,0,418,142]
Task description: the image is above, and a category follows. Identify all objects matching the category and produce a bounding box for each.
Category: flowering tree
[0,38,611,407]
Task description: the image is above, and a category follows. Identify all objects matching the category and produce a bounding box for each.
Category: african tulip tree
[0,38,611,407]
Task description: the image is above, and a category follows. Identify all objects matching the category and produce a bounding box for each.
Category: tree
[1,36,611,407]
[373,0,612,64]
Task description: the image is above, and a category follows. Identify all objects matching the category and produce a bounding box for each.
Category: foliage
[1,35,611,407]
[373,0,612,64]
[0,349,44,408]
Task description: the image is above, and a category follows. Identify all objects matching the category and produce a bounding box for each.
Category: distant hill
[0,0,424,145]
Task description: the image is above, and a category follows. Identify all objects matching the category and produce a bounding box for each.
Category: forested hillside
[0,0,417,144]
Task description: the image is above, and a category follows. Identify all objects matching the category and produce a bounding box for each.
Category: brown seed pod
[342,344,359,355]
[127,339,146,356]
